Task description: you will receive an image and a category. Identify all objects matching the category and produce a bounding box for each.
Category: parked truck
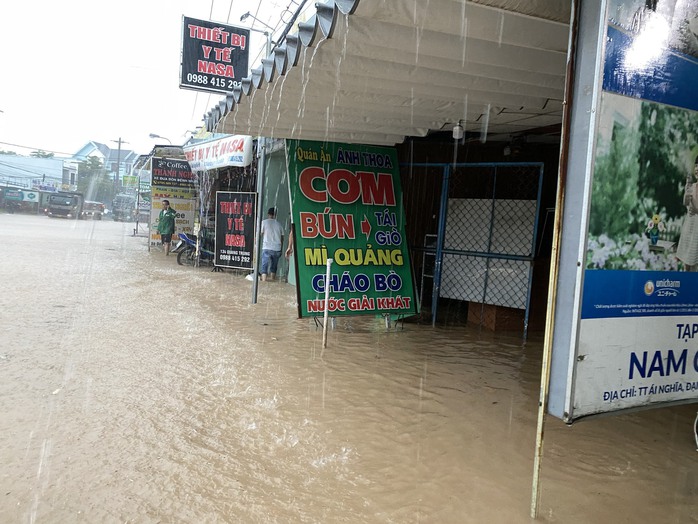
[47,191,84,219]
[112,193,137,222]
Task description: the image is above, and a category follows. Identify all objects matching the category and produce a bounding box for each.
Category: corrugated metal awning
[207,0,571,145]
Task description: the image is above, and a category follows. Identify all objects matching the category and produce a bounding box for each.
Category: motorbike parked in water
[175,230,215,267]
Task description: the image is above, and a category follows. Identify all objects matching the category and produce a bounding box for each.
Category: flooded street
[1,214,696,523]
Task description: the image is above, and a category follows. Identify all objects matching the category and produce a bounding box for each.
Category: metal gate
[407,162,544,337]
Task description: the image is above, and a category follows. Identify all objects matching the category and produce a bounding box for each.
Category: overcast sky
[0,0,294,157]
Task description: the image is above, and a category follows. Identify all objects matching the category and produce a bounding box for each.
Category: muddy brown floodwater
[1,214,696,523]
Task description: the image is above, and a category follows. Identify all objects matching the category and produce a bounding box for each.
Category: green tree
[589,123,641,238]
[30,150,54,158]
[637,102,698,220]
[77,157,104,181]
[0,150,18,156]
[77,157,112,203]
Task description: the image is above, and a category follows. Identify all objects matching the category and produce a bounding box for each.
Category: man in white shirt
[260,207,284,281]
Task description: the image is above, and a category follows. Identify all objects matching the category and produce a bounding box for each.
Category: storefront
[183,134,293,280]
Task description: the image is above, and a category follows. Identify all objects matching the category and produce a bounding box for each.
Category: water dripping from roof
[273,69,291,131]
[246,88,260,131]
[340,12,349,62]
[297,41,324,123]
[231,100,239,134]
[259,74,279,137]
[461,17,468,68]
[480,103,491,143]
[407,138,415,180]
[410,87,415,127]
[463,93,469,125]
[289,45,311,137]
[325,106,331,140]
[266,161,285,217]
[328,14,350,142]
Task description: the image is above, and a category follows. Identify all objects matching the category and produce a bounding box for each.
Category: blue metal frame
[404,162,545,337]
[431,164,450,326]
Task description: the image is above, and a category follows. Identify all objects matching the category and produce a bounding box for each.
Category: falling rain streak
[480,102,491,143]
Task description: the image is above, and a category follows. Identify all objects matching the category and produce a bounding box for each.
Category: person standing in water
[157,200,177,256]
[260,207,284,281]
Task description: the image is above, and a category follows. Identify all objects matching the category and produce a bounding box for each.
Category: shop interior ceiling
[209,0,571,146]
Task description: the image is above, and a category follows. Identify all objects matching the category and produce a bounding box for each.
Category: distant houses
[73,141,138,187]
[0,141,137,192]
[0,141,141,214]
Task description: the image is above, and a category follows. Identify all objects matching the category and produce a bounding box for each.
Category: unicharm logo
[644,280,655,296]
[656,279,681,288]
[645,278,680,297]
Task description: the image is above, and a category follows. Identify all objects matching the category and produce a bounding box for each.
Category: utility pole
[110,138,128,194]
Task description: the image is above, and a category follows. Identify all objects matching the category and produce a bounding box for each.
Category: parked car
[80,201,105,220]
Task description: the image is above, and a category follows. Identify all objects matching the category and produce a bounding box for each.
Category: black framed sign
[214,191,256,269]
[180,16,250,95]
[151,158,195,189]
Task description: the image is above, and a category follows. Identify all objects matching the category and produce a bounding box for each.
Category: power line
[0,160,58,178]
[0,141,75,157]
